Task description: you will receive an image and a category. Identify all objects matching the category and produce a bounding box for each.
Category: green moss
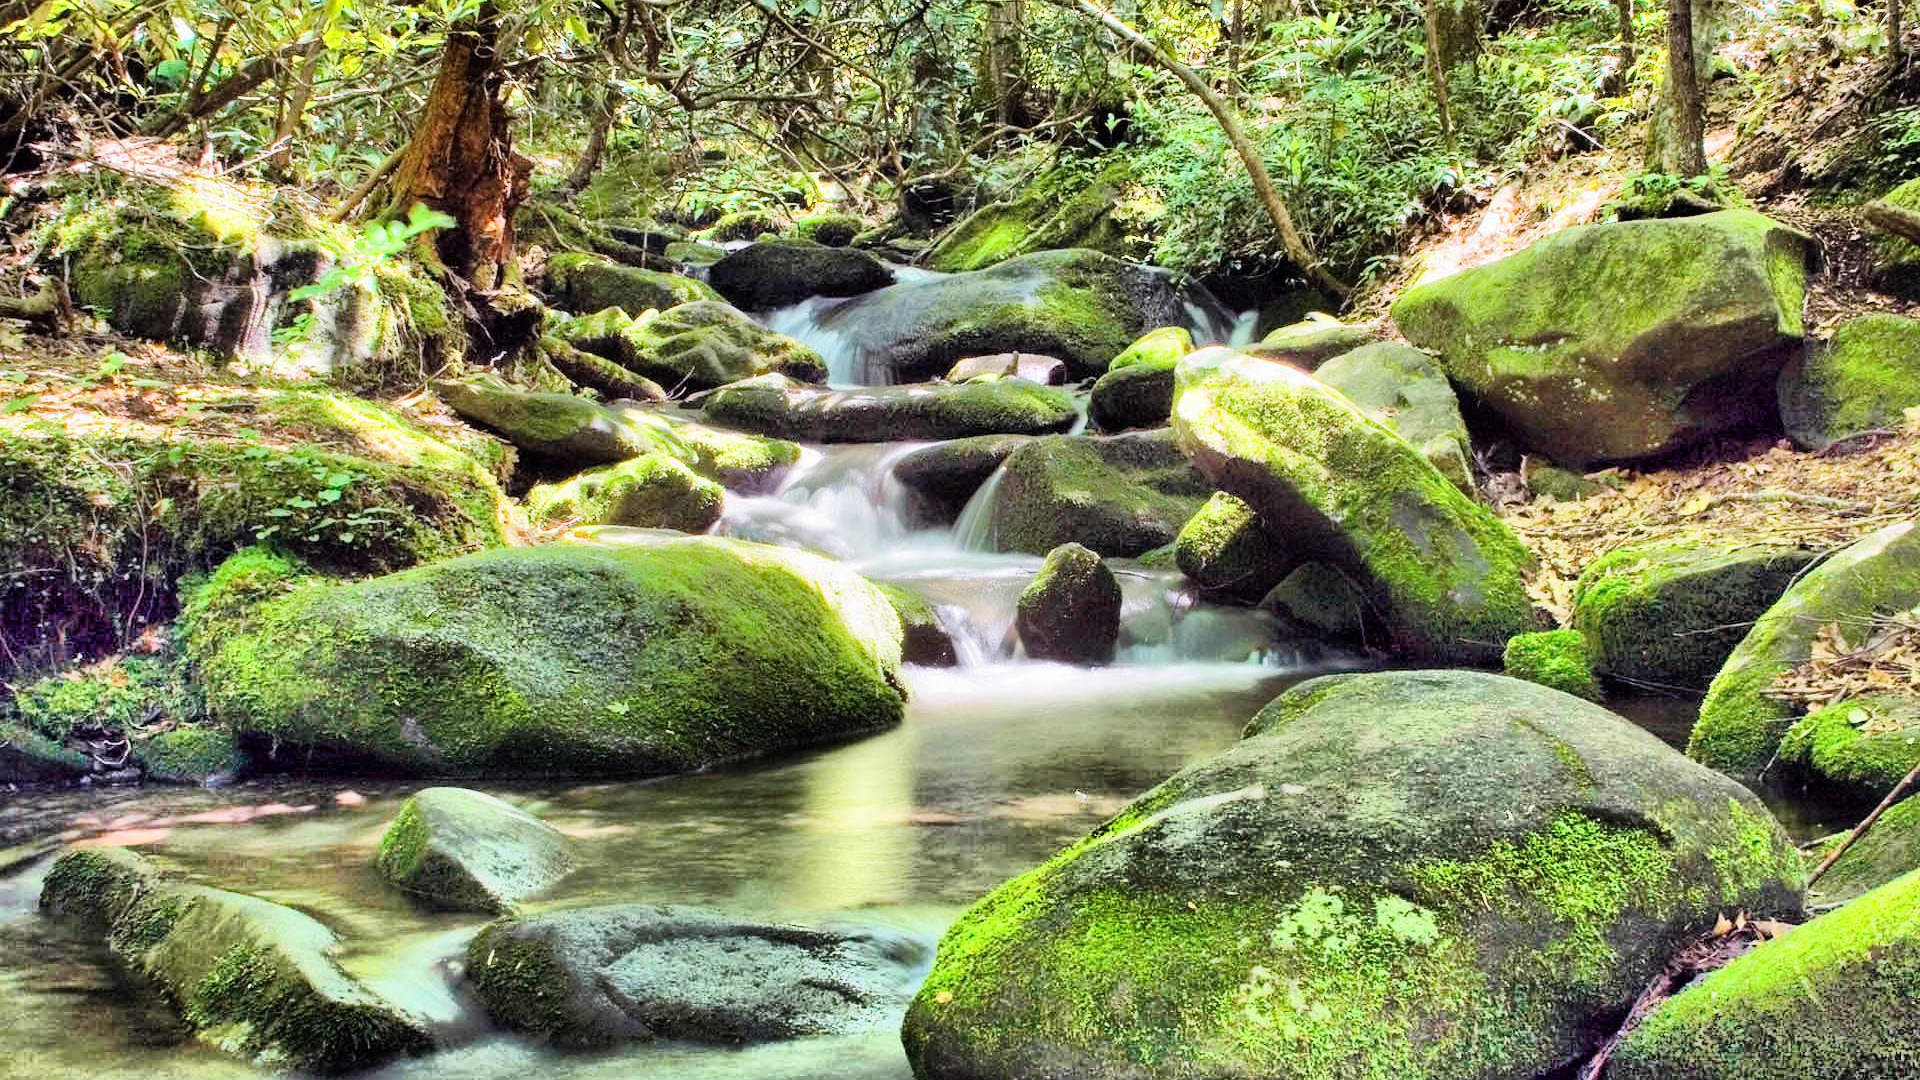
[1248,316,1373,369]
[465,923,579,1041]
[927,159,1146,273]
[698,210,780,243]
[1174,491,1291,601]
[13,655,172,740]
[1778,695,1920,800]
[991,432,1213,558]
[138,726,242,784]
[618,301,824,389]
[702,375,1079,443]
[1108,326,1193,372]
[791,212,863,247]
[1779,314,1920,448]
[1502,630,1602,701]
[547,252,720,316]
[1808,797,1920,907]
[525,453,723,531]
[0,719,90,783]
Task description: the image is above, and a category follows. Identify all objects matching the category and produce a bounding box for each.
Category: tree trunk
[1648,0,1708,175]
[1892,0,1906,68]
[568,87,618,191]
[386,0,532,293]
[269,36,327,177]
[984,0,1027,126]
[1424,0,1457,148]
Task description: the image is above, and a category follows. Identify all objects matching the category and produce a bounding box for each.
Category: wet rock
[702,374,1078,443]
[526,454,724,532]
[945,352,1068,385]
[1261,561,1369,641]
[891,434,1033,526]
[1778,694,1920,803]
[184,537,907,777]
[903,670,1804,1080]
[989,430,1214,558]
[1088,358,1176,432]
[876,583,960,667]
[1174,491,1295,603]
[537,330,669,403]
[1016,543,1122,664]
[0,721,89,786]
[467,904,929,1046]
[1242,315,1373,369]
[436,377,660,466]
[1315,342,1474,491]
[1778,313,1920,450]
[1692,521,1920,772]
[1172,347,1536,663]
[617,301,826,391]
[137,727,243,786]
[376,787,576,913]
[1502,628,1601,701]
[1394,210,1819,468]
[1805,797,1920,907]
[707,240,894,310]
[40,847,432,1073]
[1612,866,1920,1080]
[1572,541,1816,692]
[546,252,721,316]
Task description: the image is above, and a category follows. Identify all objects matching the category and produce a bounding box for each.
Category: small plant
[290,203,454,305]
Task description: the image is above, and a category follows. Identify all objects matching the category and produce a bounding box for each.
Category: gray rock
[946,353,1068,385]
[1315,342,1475,491]
[988,430,1214,557]
[707,240,894,310]
[891,435,1033,526]
[376,787,576,913]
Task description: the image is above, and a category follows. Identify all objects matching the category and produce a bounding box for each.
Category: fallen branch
[1864,199,1920,248]
[1700,488,1869,512]
[0,277,74,331]
[1807,755,1920,888]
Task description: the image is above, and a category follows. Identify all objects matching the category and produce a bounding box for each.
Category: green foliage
[289,204,455,304]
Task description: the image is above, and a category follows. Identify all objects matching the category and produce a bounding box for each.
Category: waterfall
[950,462,1008,553]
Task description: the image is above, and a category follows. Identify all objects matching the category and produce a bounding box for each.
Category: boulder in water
[876,583,960,667]
[184,537,907,777]
[1174,491,1295,603]
[1393,210,1819,468]
[891,434,1033,526]
[989,430,1214,558]
[701,374,1078,443]
[903,669,1804,1080]
[376,787,576,913]
[1088,357,1176,432]
[40,847,432,1073]
[526,453,723,532]
[137,727,244,786]
[707,240,894,310]
[945,352,1068,385]
[1777,313,1920,450]
[0,721,89,785]
[1016,543,1122,664]
[617,301,826,391]
[1777,694,1920,803]
[1315,342,1475,491]
[466,903,929,1047]
[1501,628,1601,701]
[546,252,721,315]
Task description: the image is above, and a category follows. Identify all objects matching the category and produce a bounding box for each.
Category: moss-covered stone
[1573,541,1816,691]
[1503,629,1602,701]
[12,655,172,740]
[876,582,959,667]
[537,328,669,402]
[791,212,864,247]
[1692,522,1920,773]
[1244,315,1374,369]
[664,239,728,266]
[0,720,89,785]
[696,209,782,243]
[1393,210,1817,468]
[38,847,432,1072]
[1612,866,1920,1079]
[1805,796,1920,908]
[891,434,1032,526]
[376,787,575,913]
[185,537,907,777]
[434,377,660,466]
[526,454,723,532]
[546,252,720,316]
[617,301,825,391]
[1087,357,1176,433]
[1172,347,1537,664]
[1777,313,1920,450]
[703,374,1078,443]
[707,240,893,310]
[138,726,243,785]
[926,158,1150,272]
[988,431,1213,558]
[1174,491,1295,603]
[1870,176,1920,283]
[1315,342,1475,492]
[1778,694,1920,803]
[1016,543,1122,664]
[904,670,1803,1080]
[1107,326,1194,372]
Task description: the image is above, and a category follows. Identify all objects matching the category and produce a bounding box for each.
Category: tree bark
[1425,0,1457,148]
[984,0,1027,126]
[1649,0,1708,175]
[269,36,327,177]
[1892,0,1906,68]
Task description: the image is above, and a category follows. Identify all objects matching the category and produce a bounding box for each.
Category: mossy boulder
[877,582,959,667]
[1572,542,1817,691]
[1171,347,1536,663]
[1315,343,1475,491]
[376,787,576,913]
[0,721,89,785]
[610,402,804,493]
[903,669,1803,1080]
[792,212,864,247]
[185,537,907,777]
[137,727,243,786]
[1612,866,1920,1080]
[616,301,826,391]
[1088,356,1177,433]
[1805,797,1920,908]
[987,431,1214,558]
[891,434,1032,526]
[1174,491,1295,603]
[1016,543,1122,664]
[39,847,432,1072]
[812,249,1214,383]
[697,209,782,243]
[1244,315,1374,369]
[707,240,893,310]
[1777,313,1920,450]
[526,454,723,532]
[1869,176,1920,287]
[12,656,173,741]
[435,377,659,466]
[546,252,721,316]
[1692,522,1920,772]
[702,374,1078,443]
[926,158,1149,273]
[466,903,928,1047]
[1778,695,1920,803]
[1393,210,1817,468]
[1502,629,1601,701]
[1108,326,1194,372]
[537,327,669,403]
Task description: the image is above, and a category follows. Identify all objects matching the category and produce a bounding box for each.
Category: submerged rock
[526,454,723,532]
[546,252,721,316]
[1613,867,1920,1079]
[40,847,431,1073]
[701,374,1078,443]
[1502,628,1601,701]
[1174,491,1295,603]
[1393,210,1818,468]
[185,537,907,777]
[1172,347,1536,663]
[466,904,928,1046]
[1315,342,1474,491]
[376,787,576,913]
[707,240,894,310]
[1692,521,1920,772]
[891,434,1033,526]
[1778,694,1920,802]
[1777,313,1920,450]
[989,431,1214,557]
[903,670,1803,1080]
[1016,543,1122,664]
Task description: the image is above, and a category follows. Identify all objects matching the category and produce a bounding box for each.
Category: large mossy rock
[1088,356,1177,433]
[1016,543,1122,664]
[0,721,89,785]
[1612,867,1920,1080]
[903,670,1804,1080]
[1243,316,1373,369]
[926,159,1148,273]
[466,904,928,1046]
[617,301,826,391]
[1777,694,1920,802]
[1573,542,1817,691]
[707,240,894,310]
[701,374,1078,443]
[1777,313,1920,449]
[185,537,907,777]
[1174,491,1295,603]
[526,454,723,532]
[1171,347,1536,663]
[1692,521,1920,772]
[376,787,575,913]
[40,847,431,1073]
[1315,343,1474,491]
[811,250,1215,383]
[891,434,1032,526]
[987,431,1214,558]
[546,252,721,316]
[1393,210,1818,468]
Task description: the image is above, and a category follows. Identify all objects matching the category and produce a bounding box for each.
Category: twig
[329,144,406,223]
[1699,488,1870,512]
[1807,756,1920,888]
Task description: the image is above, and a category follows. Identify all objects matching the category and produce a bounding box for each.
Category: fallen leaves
[1771,612,1920,711]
